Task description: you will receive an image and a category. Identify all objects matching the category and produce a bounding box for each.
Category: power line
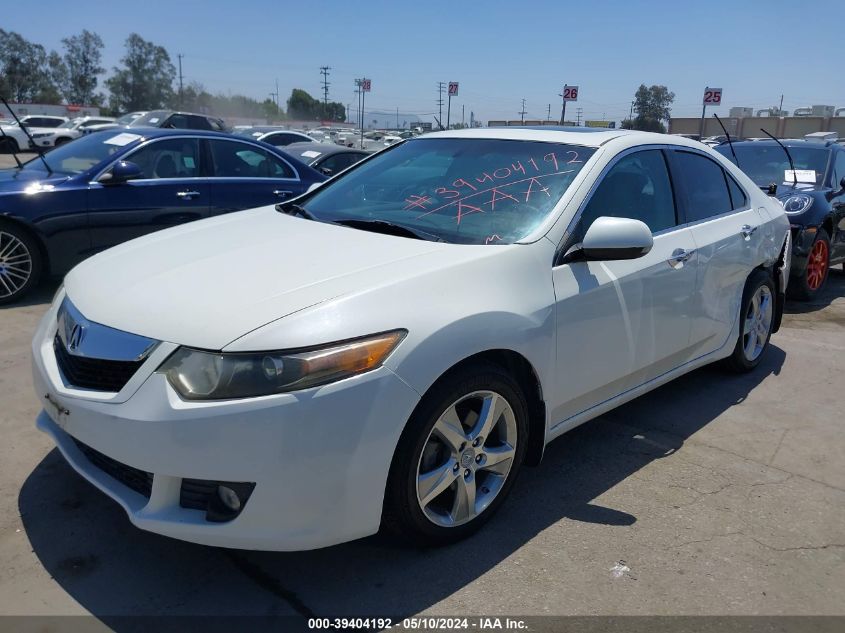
[319,66,331,106]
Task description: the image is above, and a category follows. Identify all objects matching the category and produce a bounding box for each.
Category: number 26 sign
[703,88,722,105]
[562,85,578,101]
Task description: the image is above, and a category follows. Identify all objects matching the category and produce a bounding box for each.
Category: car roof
[96,128,248,142]
[424,126,645,148]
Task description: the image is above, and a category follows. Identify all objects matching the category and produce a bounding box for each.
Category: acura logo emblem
[67,322,85,351]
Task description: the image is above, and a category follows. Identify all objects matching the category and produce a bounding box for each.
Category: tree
[0,30,60,102]
[629,84,675,133]
[105,33,175,112]
[54,30,105,105]
[287,88,320,119]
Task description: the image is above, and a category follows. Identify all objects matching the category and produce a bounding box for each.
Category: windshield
[128,111,169,127]
[58,119,80,129]
[301,138,595,244]
[22,132,139,175]
[717,144,830,187]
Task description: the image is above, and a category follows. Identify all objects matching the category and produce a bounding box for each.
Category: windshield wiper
[333,218,444,242]
[276,202,317,220]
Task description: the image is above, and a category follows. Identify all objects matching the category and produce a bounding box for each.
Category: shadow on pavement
[784,266,845,315]
[19,346,785,623]
[0,278,60,310]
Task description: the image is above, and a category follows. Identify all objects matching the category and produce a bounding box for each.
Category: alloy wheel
[742,284,773,362]
[416,390,518,527]
[805,239,828,291]
[0,231,33,299]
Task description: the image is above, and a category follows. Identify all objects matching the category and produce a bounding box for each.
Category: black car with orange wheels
[717,139,845,300]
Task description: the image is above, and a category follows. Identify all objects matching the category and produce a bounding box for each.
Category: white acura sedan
[32,128,791,550]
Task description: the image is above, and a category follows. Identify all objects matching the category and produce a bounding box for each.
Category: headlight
[157,330,406,400]
[31,133,51,138]
[780,194,813,214]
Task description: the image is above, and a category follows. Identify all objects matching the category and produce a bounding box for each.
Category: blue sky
[7,0,844,124]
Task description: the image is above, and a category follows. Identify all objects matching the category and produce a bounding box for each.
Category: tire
[54,137,71,147]
[383,362,529,546]
[722,269,775,373]
[789,228,830,301]
[1,137,20,154]
[0,221,42,305]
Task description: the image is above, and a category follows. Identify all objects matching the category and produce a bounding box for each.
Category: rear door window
[726,173,748,210]
[208,140,295,178]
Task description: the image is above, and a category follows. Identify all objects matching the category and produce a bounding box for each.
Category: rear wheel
[54,137,71,147]
[1,137,20,154]
[722,270,775,373]
[789,228,830,301]
[0,222,42,305]
[383,363,528,546]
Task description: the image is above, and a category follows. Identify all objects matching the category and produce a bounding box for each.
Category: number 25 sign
[562,85,579,102]
[703,87,722,105]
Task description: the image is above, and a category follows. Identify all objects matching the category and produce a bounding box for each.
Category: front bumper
[32,299,420,551]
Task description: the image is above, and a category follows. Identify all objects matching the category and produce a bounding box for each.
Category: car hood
[64,206,464,349]
[0,169,71,191]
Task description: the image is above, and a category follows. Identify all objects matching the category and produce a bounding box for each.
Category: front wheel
[722,270,775,373]
[0,222,42,305]
[383,363,528,546]
[789,228,830,301]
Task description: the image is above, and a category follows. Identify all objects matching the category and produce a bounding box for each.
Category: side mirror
[840,176,845,192]
[319,166,333,177]
[98,160,142,185]
[576,216,654,261]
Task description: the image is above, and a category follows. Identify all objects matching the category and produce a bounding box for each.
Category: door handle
[176,190,200,199]
[273,189,293,198]
[667,248,696,268]
[740,224,758,240]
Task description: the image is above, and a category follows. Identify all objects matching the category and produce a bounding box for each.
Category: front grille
[54,335,144,392]
[73,438,153,498]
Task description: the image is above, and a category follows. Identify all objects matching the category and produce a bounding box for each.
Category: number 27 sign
[703,87,722,105]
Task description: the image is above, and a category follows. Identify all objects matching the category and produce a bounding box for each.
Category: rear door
[204,138,305,213]
[87,137,211,251]
[550,147,698,425]
[667,148,763,356]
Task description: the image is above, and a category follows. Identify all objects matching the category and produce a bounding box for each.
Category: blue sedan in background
[0,129,324,303]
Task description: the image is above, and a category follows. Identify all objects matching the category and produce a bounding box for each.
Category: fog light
[217,485,241,512]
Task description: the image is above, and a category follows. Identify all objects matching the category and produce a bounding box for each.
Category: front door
[87,137,210,252]
[550,148,697,426]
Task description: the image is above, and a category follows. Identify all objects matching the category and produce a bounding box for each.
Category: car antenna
[0,96,52,174]
[712,114,739,167]
[760,127,797,188]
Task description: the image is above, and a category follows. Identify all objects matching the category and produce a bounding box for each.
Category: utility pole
[396,107,399,129]
[576,107,583,126]
[629,100,635,121]
[558,88,567,125]
[779,94,784,114]
[547,103,551,120]
[320,66,331,110]
[519,98,527,124]
[462,104,465,127]
[177,54,184,107]
[437,82,446,130]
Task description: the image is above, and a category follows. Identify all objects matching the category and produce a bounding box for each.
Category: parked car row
[0,128,325,303]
